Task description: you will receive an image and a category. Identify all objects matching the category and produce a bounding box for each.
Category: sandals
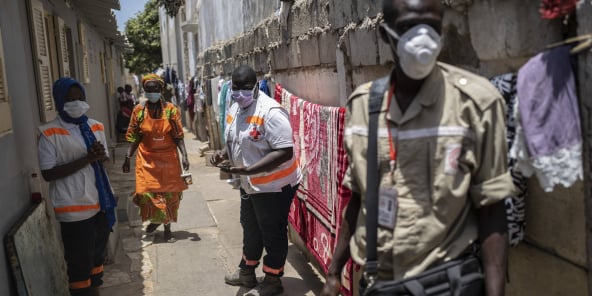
[146,223,176,242]
[145,223,161,233]
[164,224,176,243]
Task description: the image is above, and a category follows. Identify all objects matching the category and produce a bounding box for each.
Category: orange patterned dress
[126,101,188,223]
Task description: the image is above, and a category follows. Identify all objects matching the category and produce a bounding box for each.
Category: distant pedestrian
[38,77,116,296]
[123,84,136,105]
[122,73,189,242]
[116,86,134,138]
[210,65,301,296]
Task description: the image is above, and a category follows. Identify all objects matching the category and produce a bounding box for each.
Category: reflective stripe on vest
[54,203,100,214]
[43,127,70,137]
[250,159,299,185]
[246,115,264,126]
[90,123,104,132]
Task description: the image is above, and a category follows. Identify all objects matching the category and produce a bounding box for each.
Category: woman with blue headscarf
[38,77,116,296]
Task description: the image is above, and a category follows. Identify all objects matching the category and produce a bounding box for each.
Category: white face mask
[145,92,161,103]
[382,23,442,80]
[63,100,90,118]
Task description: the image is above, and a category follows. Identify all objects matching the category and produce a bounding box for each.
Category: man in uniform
[321,0,513,295]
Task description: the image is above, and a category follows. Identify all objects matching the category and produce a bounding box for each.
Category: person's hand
[209,150,226,166]
[182,155,189,171]
[320,275,341,296]
[87,141,106,163]
[220,165,249,175]
[122,157,131,173]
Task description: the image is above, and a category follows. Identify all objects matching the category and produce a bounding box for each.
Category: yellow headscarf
[141,73,165,88]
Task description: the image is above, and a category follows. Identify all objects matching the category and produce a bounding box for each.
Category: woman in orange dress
[122,74,189,242]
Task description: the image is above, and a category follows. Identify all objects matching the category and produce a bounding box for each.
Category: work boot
[224,268,257,288]
[244,275,283,296]
[163,223,176,242]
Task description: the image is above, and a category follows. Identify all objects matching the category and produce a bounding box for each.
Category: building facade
[0,0,126,294]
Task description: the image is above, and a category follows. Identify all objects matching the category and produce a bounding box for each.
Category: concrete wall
[196,0,277,53]
[0,1,44,294]
[0,0,125,293]
[183,0,589,294]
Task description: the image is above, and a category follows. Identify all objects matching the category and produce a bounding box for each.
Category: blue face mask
[231,86,256,109]
[145,92,161,103]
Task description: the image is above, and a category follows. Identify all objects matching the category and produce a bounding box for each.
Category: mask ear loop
[381,23,401,42]
[381,23,400,62]
[252,82,260,99]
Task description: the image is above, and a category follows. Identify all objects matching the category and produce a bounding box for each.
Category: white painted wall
[0,0,126,293]
[196,0,277,52]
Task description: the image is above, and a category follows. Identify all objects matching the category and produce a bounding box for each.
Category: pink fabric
[288,193,306,238]
[274,83,283,104]
[277,84,356,296]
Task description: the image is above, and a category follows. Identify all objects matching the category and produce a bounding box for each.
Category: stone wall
[192,0,590,294]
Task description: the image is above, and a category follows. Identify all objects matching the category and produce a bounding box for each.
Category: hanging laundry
[513,45,583,192]
[164,66,171,84]
[218,80,231,142]
[490,73,527,246]
[171,67,178,85]
[259,78,271,97]
[274,83,283,104]
[277,84,354,296]
[540,0,577,19]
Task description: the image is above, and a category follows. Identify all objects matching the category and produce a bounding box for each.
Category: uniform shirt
[38,117,109,222]
[343,62,514,280]
[225,92,301,194]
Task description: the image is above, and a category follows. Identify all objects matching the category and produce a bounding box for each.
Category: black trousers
[239,184,298,276]
[60,212,110,295]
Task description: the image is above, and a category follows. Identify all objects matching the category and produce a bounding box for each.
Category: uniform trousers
[60,212,110,295]
[239,184,298,276]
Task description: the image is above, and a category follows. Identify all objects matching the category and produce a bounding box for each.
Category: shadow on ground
[150,230,202,244]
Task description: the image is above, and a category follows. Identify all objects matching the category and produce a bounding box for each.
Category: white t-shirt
[38,117,109,222]
[225,93,301,194]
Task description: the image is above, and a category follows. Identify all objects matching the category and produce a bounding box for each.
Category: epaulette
[439,63,503,111]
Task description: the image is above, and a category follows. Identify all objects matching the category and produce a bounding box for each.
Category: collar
[57,116,81,130]
[386,66,444,125]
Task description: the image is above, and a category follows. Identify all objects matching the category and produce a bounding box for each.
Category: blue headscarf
[53,77,88,124]
[52,77,117,229]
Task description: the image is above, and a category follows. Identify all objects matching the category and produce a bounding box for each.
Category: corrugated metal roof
[72,0,126,47]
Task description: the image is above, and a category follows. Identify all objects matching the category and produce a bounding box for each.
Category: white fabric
[510,98,583,192]
[37,117,109,222]
[225,93,301,194]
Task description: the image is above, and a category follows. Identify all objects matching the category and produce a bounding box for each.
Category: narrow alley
[98,133,324,296]
[2,0,592,296]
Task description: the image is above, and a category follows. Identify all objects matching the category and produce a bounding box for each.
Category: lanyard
[386,84,397,180]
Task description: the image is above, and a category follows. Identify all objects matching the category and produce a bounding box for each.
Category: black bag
[362,78,484,296]
[362,255,484,296]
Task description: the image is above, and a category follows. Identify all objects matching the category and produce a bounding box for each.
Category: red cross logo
[249,126,261,140]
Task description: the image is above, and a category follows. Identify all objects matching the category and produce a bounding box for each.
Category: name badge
[378,186,398,229]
